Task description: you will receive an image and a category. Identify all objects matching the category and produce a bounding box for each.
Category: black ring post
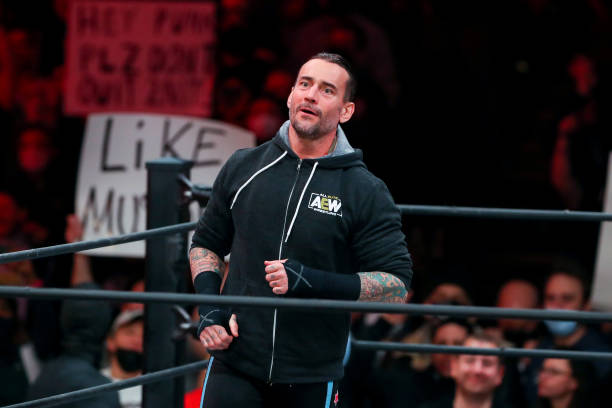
[144,158,193,408]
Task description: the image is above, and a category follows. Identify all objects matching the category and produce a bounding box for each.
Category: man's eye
[324,88,333,94]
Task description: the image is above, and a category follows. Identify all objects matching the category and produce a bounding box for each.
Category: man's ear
[568,376,579,392]
[449,355,458,379]
[287,87,294,109]
[339,102,355,123]
[495,365,505,387]
[106,337,116,353]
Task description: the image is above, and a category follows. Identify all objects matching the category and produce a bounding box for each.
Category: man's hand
[199,314,239,350]
[264,260,288,295]
[65,214,84,243]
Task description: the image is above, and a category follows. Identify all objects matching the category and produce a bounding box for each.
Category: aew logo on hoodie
[308,193,342,217]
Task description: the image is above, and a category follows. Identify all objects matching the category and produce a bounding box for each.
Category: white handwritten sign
[592,152,612,310]
[64,0,215,116]
[76,113,255,257]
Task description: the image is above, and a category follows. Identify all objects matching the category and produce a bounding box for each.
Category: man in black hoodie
[190,52,413,408]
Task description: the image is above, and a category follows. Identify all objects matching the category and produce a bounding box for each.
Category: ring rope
[352,341,612,360]
[397,204,612,221]
[2,360,208,408]
[7,342,612,408]
[5,344,612,408]
[1,286,611,323]
[0,221,196,265]
[1,205,610,266]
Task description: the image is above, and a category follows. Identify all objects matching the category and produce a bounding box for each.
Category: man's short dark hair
[547,258,591,302]
[308,52,357,102]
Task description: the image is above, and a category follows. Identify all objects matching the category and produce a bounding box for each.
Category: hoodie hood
[60,282,112,366]
[273,120,365,169]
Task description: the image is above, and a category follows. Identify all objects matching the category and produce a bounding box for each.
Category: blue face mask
[544,320,578,336]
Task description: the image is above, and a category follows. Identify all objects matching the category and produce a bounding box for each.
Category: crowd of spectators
[2,0,612,407]
[342,261,612,408]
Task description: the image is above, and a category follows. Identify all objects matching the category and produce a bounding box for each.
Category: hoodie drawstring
[230,151,288,210]
[285,161,318,243]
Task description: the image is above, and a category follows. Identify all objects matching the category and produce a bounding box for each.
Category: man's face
[107,320,143,353]
[18,129,53,174]
[497,280,539,332]
[537,358,577,399]
[451,338,504,397]
[432,322,469,377]
[287,58,354,140]
[424,284,471,306]
[544,274,584,311]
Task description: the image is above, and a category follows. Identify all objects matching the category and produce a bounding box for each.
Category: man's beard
[293,118,324,140]
[290,108,336,141]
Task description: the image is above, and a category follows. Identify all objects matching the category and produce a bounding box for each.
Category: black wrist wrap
[283,259,360,300]
[194,272,230,336]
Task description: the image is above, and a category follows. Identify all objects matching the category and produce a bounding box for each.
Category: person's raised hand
[65,214,83,243]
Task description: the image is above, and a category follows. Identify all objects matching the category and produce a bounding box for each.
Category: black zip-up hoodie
[191,122,413,383]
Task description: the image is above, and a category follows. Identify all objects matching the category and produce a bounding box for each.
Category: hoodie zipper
[268,158,302,383]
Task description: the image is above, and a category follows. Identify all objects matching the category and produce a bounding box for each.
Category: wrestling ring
[2,158,612,408]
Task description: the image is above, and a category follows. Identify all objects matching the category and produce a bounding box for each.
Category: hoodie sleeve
[350,178,413,289]
[190,154,236,258]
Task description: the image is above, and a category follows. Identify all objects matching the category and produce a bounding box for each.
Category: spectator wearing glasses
[534,357,596,408]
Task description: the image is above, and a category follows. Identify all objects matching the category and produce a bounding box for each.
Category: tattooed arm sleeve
[357,272,408,303]
[189,247,226,282]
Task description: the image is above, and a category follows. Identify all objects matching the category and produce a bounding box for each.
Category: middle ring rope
[1,286,611,323]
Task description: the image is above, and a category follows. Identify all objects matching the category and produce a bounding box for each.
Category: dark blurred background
[1,0,612,305]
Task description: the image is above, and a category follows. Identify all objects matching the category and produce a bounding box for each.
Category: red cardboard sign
[65,0,216,116]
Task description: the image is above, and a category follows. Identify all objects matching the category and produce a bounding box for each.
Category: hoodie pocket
[277,310,348,365]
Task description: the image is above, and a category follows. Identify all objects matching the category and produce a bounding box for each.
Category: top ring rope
[397,204,612,221]
[0,222,196,265]
[0,204,612,264]
[1,205,610,265]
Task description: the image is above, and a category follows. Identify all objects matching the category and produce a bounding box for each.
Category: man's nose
[470,359,484,372]
[304,86,317,102]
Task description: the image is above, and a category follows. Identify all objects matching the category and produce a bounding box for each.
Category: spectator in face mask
[523,263,612,404]
[101,309,144,408]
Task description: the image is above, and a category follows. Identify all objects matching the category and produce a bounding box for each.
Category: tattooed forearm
[189,247,225,280]
[357,272,407,303]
